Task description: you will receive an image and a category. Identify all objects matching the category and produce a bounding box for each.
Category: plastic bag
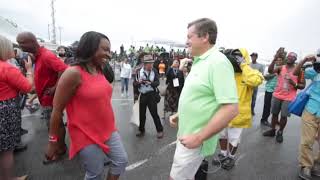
[130,96,140,127]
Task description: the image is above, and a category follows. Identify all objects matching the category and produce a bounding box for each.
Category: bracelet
[49,135,59,143]
[26,72,32,76]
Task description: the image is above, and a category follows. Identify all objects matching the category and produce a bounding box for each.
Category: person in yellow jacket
[212,48,264,170]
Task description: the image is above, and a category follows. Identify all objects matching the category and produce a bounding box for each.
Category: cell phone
[21,52,29,60]
[17,52,29,69]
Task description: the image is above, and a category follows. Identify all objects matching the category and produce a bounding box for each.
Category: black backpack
[102,62,114,83]
[223,49,243,73]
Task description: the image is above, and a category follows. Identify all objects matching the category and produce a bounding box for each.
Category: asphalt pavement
[15,80,320,180]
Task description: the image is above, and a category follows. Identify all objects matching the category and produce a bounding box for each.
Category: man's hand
[179,58,192,70]
[169,113,179,128]
[303,55,316,63]
[24,55,33,72]
[179,133,203,149]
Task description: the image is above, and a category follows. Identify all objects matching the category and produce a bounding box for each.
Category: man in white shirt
[120,58,132,97]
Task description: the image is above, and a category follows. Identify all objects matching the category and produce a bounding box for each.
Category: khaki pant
[299,111,320,168]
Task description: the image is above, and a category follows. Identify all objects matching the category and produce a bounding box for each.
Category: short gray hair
[0,35,14,60]
[188,18,218,45]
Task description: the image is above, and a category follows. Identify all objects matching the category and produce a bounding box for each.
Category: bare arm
[268,57,281,74]
[293,56,316,76]
[264,74,276,81]
[179,103,239,148]
[48,67,81,136]
[198,103,238,141]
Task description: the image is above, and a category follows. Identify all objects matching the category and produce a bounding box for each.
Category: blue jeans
[121,78,129,93]
[78,132,128,180]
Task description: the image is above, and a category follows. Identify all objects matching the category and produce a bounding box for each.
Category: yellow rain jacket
[228,48,264,128]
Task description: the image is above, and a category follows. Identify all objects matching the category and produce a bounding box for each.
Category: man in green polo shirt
[169,18,239,180]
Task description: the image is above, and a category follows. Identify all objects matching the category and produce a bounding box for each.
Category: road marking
[22,114,41,118]
[126,159,149,171]
[235,153,246,165]
[126,141,177,171]
[157,141,176,155]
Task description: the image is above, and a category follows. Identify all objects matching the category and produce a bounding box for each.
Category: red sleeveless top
[66,66,116,159]
[273,65,298,101]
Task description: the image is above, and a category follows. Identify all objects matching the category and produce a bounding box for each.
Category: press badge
[173,78,179,87]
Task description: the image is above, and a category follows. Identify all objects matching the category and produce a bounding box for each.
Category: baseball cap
[250,52,258,57]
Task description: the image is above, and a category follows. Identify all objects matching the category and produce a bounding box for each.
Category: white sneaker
[126,92,129,97]
[121,93,125,97]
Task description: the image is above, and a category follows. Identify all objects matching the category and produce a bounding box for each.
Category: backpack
[223,49,243,73]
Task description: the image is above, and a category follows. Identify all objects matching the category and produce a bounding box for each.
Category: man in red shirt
[17,32,68,162]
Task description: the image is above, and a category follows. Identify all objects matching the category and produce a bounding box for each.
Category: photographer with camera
[294,50,320,180]
[263,49,305,143]
[134,54,164,139]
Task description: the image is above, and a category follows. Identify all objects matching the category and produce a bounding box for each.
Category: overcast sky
[1,0,319,60]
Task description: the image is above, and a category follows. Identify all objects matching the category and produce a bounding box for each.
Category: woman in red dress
[46,31,128,180]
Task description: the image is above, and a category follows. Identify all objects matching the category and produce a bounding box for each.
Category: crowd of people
[0,17,320,180]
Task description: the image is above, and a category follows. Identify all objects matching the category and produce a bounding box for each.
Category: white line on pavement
[125,159,149,171]
[22,114,41,118]
[235,153,246,165]
[126,141,177,171]
[157,141,176,155]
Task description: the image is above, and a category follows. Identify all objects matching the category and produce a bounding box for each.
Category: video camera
[302,54,320,73]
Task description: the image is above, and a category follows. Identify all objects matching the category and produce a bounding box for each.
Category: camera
[313,61,320,73]
[15,52,29,72]
[303,61,320,73]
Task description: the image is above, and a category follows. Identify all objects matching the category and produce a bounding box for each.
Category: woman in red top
[46,31,128,180]
[0,35,33,180]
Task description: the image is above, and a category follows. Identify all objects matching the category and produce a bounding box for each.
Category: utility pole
[58,26,62,45]
[50,0,57,44]
[48,24,51,41]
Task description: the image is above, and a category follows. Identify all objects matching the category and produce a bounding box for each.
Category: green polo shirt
[177,46,238,157]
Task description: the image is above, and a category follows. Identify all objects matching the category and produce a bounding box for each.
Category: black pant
[251,88,258,113]
[261,91,273,122]
[139,92,163,133]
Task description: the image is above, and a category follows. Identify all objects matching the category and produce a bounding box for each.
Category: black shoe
[21,128,28,135]
[260,120,271,127]
[212,153,227,166]
[14,142,28,152]
[221,157,235,170]
[136,131,145,137]
[157,132,164,139]
[299,167,312,180]
[263,129,276,137]
[252,111,255,116]
[276,130,283,143]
